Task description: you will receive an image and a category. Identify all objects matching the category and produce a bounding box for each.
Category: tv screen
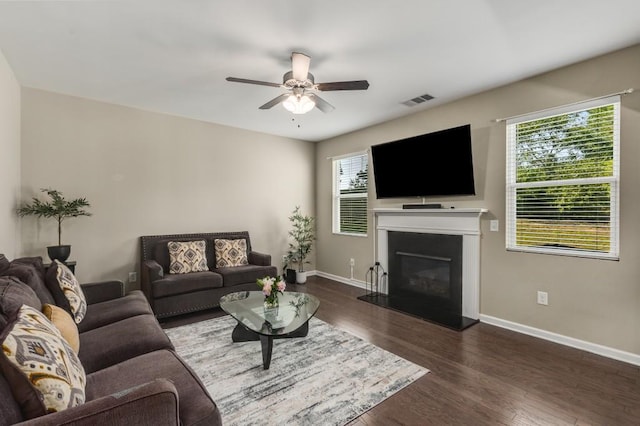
[371,124,475,199]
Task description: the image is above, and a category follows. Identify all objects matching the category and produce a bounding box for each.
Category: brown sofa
[140,231,277,319]
[0,254,221,426]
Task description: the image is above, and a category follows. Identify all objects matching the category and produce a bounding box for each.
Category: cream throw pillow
[214,239,249,268]
[168,240,209,274]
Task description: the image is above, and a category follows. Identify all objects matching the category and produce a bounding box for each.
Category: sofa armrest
[140,259,164,305]
[15,379,180,426]
[81,280,125,305]
[142,259,164,281]
[248,251,271,267]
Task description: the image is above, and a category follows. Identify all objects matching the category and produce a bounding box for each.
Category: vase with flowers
[257,276,286,309]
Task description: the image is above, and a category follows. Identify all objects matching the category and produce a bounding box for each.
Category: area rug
[164,316,429,426]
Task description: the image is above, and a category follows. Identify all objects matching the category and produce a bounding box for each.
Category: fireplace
[358,208,486,330]
[397,252,451,299]
[390,231,462,315]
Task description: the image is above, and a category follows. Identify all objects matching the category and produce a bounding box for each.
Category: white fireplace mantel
[373,207,487,320]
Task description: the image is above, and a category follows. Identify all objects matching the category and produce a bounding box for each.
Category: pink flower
[257,276,285,297]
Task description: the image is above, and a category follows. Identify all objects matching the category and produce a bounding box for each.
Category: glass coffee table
[219,291,320,369]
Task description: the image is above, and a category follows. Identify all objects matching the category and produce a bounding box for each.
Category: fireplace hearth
[358,208,486,331]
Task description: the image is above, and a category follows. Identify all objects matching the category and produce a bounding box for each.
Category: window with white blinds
[333,153,368,236]
[506,96,620,259]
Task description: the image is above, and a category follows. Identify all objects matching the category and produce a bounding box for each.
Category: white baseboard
[314,271,367,289]
[480,314,640,367]
[314,270,640,367]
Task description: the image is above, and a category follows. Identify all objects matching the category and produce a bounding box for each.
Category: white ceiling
[0,1,639,142]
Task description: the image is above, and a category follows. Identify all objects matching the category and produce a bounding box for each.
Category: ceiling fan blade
[226,77,281,88]
[316,80,370,91]
[308,94,335,113]
[259,94,290,110]
[291,52,311,81]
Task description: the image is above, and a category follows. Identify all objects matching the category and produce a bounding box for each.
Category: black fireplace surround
[358,231,478,330]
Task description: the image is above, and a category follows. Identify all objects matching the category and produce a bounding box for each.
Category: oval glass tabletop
[219,291,320,337]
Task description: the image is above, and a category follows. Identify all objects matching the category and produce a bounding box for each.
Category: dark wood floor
[161,276,640,426]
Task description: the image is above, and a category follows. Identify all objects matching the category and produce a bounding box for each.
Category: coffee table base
[231,322,309,369]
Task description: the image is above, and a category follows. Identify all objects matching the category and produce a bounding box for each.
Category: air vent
[401,93,435,107]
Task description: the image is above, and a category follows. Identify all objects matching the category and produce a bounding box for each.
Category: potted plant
[282,251,298,284]
[17,188,92,262]
[287,206,315,284]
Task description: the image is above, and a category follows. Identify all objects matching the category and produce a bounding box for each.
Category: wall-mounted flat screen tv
[371,124,475,199]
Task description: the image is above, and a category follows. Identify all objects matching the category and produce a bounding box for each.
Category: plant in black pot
[17,188,92,262]
[282,251,299,285]
[287,206,315,284]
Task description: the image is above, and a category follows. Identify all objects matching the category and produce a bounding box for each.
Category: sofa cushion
[85,349,221,426]
[77,290,153,333]
[0,276,42,330]
[0,373,23,424]
[168,240,209,274]
[153,288,226,318]
[46,260,87,324]
[42,303,80,353]
[152,271,223,298]
[214,238,248,268]
[0,254,9,274]
[0,304,86,419]
[1,257,55,305]
[78,314,174,374]
[216,264,278,287]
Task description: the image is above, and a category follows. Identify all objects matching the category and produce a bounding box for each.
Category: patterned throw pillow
[168,240,209,274]
[45,260,87,324]
[0,304,86,419]
[42,304,80,354]
[214,239,249,268]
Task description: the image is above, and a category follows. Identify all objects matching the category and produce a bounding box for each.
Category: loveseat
[140,231,277,319]
[0,254,221,425]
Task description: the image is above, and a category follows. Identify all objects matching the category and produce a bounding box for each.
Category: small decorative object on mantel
[16,188,92,262]
[257,276,286,309]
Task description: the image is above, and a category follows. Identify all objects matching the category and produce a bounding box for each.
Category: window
[333,152,368,235]
[506,96,620,259]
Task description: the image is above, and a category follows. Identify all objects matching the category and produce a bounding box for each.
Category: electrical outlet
[490,220,499,232]
[349,258,355,267]
[537,291,548,305]
[128,272,137,283]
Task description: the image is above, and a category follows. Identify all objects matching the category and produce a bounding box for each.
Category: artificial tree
[286,206,315,284]
[17,188,92,261]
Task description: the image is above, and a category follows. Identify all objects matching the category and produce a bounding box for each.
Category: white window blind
[506,96,620,259]
[333,153,368,235]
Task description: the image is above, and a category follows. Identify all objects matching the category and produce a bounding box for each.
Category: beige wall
[0,48,21,257]
[316,44,640,355]
[20,88,315,286]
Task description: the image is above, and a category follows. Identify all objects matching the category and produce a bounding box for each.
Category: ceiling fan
[226,52,369,114]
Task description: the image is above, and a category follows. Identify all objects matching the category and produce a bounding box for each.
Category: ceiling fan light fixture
[283,94,315,114]
[227,51,367,113]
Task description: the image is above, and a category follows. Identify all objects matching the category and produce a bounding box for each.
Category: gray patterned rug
[165,315,429,426]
